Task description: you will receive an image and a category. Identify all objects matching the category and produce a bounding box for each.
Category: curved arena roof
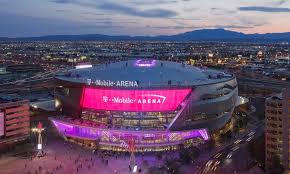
[55,59,234,87]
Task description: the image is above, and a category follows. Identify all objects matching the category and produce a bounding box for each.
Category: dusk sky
[1,0,290,37]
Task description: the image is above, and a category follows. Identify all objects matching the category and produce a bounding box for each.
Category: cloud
[275,0,288,5]
[211,25,253,29]
[127,0,192,5]
[127,0,177,5]
[210,8,236,15]
[169,17,199,21]
[237,17,267,27]
[50,0,75,4]
[81,17,112,21]
[97,2,178,18]
[81,12,106,16]
[143,24,253,30]
[144,25,197,30]
[183,7,198,12]
[55,9,66,13]
[50,0,178,18]
[0,12,126,37]
[239,6,290,12]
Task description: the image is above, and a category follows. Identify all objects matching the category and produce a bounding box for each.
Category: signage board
[81,88,192,112]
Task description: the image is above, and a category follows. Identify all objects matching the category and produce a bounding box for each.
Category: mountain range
[1,29,290,42]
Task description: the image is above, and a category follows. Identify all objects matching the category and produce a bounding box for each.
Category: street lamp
[132,165,138,173]
[31,122,45,157]
[128,139,137,173]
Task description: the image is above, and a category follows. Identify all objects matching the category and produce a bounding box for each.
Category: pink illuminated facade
[81,88,192,112]
[51,86,205,152]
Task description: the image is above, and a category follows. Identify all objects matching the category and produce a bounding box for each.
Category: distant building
[257,51,264,60]
[275,57,290,65]
[6,64,42,73]
[265,88,290,173]
[0,99,30,146]
[75,62,92,69]
[282,89,290,173]
[0,65,7,74]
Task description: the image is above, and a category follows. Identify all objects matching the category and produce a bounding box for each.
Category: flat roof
[55,60,234,87]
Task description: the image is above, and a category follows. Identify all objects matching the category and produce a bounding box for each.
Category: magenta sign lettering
[81,88,192,111]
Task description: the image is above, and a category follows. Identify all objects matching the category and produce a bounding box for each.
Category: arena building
[50,59,238,152]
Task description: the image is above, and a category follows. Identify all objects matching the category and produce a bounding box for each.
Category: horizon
[0,28,290,39]
[1,0,290,37]
[2,28,290,38]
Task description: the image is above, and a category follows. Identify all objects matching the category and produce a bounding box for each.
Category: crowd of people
[20,140,153,174]
[19,140,194,174]
[2,132,213,174]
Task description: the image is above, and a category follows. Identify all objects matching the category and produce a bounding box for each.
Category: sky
[0,0,290,37]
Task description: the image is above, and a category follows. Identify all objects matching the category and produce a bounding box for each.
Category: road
[198,123,264,174]
[237,76,290,89]
[198,95,265,174]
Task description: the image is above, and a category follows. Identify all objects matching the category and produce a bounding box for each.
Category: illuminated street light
[31,122,45,157]
[128,138,136,173]
[133,165,138,173]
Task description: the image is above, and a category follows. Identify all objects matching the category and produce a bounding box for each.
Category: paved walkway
[0,138,177,174]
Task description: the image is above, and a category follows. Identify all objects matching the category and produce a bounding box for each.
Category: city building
[50,59,238,152]
[265,88,290,173]
[6,64,43,73]
[282,89,290,173]
[0,99,30,146]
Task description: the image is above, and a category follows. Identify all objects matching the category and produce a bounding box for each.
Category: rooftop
[55,60,234,87]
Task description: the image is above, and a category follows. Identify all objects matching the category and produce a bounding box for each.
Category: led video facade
[81,87,192,112]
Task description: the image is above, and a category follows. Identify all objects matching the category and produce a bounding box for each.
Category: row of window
[266,102,283,108]
[266,123,282,128]
[266,137,282,143]
[266,110,282,115]
[266,129,283,135]
[200,90,232,101]
[267,116,282,121]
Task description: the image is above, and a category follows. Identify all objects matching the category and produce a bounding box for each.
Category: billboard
[81,88,192,112]
[0,112,4,136]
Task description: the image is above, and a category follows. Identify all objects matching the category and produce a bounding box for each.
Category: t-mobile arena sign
[81,88,192,111]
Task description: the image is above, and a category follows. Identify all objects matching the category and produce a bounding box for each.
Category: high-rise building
[0,99,30,146]
[265,88,290,173]
[282,89,290,173]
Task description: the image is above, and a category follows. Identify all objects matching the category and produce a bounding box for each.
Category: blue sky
[0,0,290,37]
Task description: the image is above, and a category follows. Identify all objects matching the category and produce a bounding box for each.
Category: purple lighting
[198,129,209,140]
[50,118,210,149]
[134,59,156,67]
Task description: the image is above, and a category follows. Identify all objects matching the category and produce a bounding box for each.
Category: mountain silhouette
[2,29,290,42]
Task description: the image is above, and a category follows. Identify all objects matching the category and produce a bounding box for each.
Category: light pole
[31,122,45,157]
[128,138,137,173]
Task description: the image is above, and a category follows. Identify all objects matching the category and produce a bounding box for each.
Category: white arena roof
[55,60,234,87]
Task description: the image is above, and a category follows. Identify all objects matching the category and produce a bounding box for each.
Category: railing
[0,100,29,109]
